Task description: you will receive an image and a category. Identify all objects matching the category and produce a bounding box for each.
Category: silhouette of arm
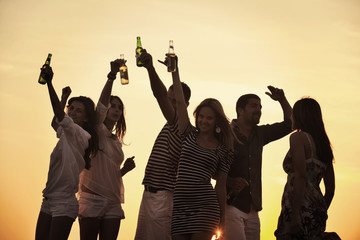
[215,171,227,234]
[120,156,136,177]
[290,132,307,226]
[51,86,71,131]
[266,85,292,120]
[43,67,65,123]
[323,162,335,209]
[171,64,189,134]
[99,59,122,107]
[140,50,176,125]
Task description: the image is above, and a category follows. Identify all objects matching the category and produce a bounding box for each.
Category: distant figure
[35,67,98,240]
[171,57,234,240]
[134,50,191,240]
[275,97,336,240]
[78,59,135,240]
[225,87,292,240]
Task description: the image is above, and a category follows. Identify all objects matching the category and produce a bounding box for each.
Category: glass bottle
[119,54,129,85]
[136,36,144,67]
[38,53,52,84]
[166,40,176,72]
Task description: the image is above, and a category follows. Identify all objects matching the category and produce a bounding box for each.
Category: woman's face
[197,106,216,134]
[67,101,88,127]
[107,98,123,123]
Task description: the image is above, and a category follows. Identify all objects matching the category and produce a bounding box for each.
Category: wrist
[107,72,116,81]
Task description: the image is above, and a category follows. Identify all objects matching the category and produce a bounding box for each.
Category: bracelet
[107,72,116,80]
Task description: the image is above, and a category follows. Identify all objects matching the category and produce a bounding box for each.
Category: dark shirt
[227,118,292,213]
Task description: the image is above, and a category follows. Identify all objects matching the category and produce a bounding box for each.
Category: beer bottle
[166,40,176,72]
[119,54,129,85]
[38,53,52,84]
[136,36,144,67]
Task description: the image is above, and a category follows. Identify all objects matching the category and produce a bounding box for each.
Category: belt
[144,185,166,193]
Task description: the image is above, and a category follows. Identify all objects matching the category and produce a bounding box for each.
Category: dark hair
[236,94,260,118]
[293,97,333,164]
[109,95,126,144]
[68,96,99,169]
[193,98,234,150]
[170,82,191,103]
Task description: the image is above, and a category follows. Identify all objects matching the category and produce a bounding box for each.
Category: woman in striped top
[170,59,234,240]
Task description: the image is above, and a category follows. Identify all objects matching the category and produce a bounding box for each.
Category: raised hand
[138,49,154,69]
[41,66,54,84]
[265,85,285,102]
[61,86,72,101]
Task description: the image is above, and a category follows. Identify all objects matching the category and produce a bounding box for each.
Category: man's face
[240,98,262,125]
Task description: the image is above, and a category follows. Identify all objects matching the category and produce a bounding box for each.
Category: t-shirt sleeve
[218,148,234,174]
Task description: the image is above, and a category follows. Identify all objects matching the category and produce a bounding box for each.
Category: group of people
[35,48,336,240]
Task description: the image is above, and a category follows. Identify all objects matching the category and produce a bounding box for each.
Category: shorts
[78,192,125,219]
[40,195,78,220]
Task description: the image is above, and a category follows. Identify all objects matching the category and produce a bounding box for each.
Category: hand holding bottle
[40,66,54,84]
[138,49,154,70]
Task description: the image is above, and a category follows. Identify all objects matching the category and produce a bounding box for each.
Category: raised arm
[99,59,123,107]
[265,85,292,120]
[171,61,190,134]
[51,86,72,131]
[42,66,65,123]
[139,50,176,125]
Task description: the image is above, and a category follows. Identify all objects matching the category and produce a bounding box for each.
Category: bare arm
[51,86,71,131]
[266,85,292,120]
[43,67,65,123]
[323,162,335,209]
[99,59,123,107]
[290,132,307,224]
[171,64,189,134]
[139,50,176,125]
[215,171,228,235]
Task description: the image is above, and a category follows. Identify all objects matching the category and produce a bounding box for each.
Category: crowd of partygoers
[35,45,339,240]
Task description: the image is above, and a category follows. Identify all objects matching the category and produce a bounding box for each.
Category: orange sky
[0,0,359,239]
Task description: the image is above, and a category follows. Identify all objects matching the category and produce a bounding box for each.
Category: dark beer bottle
[136,36,144,67]
[38,53,52,84]
[119,54,129,85]
[166,40,176,72]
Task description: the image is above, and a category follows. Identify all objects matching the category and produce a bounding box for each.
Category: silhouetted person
[170,57,234,240]
[275,97,336,240]
[134,50,191,240]
[78,59,135,240]
[35,67,98,240]
[225,87,292,240]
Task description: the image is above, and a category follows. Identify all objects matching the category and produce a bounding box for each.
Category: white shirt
[43,114,91,199]
[79,101,125,203]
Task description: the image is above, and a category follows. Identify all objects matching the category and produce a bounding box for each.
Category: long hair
[68,96,99,169]
[193,98,234,150]
[292,97,333,164]
[109,95,126,144]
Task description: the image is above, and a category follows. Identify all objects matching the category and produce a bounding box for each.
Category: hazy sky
[1,0,359,239]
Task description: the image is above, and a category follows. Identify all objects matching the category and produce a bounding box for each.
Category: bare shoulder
[290,131,307,147]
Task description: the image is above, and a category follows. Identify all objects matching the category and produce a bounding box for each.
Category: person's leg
[35,211,52,240]
[244,210,260,240]
[48,216,74,240]
[191,231,214,240]
[99,218,121,240]
[79,217,101,240]
[224,204,246,240]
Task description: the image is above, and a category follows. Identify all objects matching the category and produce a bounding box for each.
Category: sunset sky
[0,0,359,239]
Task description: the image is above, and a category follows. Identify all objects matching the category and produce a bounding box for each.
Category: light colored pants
[225,204,260,240]
[135,190,173,240]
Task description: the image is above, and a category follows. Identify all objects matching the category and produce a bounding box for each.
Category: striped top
[142,119,181,191]
[171,125,233,235]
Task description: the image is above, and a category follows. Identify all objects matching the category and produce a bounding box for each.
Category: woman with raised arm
[275,97,336,240]
[78,59,135,240]
[35,67,98,240]
[170,57,234,240]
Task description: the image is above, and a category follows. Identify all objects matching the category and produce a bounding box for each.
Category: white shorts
[135,189,173,240]
[40,195,78,220]
[78,192,124,219]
